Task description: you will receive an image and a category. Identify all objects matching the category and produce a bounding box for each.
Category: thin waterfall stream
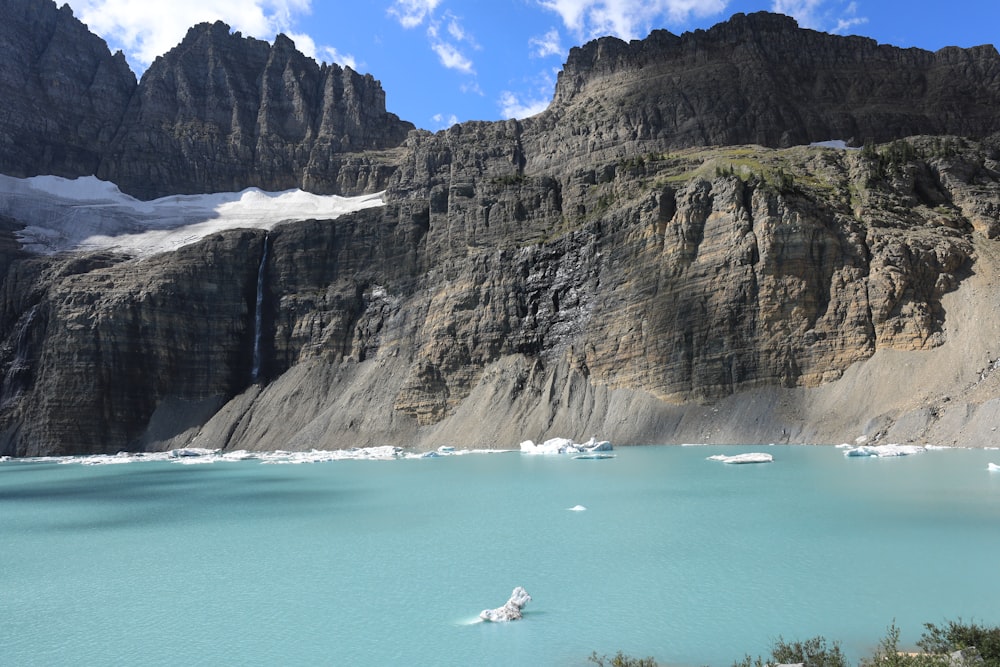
[250,234,269,383]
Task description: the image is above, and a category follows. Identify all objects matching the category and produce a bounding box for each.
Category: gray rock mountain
[0,0,414,199]
[3,4,1000,456]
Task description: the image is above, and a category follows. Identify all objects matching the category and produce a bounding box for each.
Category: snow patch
[809,139,858,150]
[707,452,774,464]
[0,174,384,258]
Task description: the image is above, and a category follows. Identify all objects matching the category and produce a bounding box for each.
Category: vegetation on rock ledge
[592,619,1000,667]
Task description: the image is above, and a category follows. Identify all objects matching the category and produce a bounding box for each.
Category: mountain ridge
[3,0,1000,455]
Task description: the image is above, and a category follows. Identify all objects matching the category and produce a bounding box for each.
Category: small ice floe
[988,462,1000,472]
[519,436,613,455]
[707,452,773,464]
[480,587,531,622]
[843,444,925,458]
[567,505,587,512]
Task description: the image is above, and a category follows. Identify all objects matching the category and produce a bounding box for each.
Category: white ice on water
[841,444,926,458]
[519,436,613,455]
[0,174,384,258]
[707,452,774,464]
[479,586,532,622]
[2,445,510,466]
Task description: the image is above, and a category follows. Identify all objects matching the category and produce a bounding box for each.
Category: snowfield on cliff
[0,174,385,258]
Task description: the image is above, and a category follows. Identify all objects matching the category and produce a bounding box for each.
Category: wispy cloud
[67,0,347,71]
[499,91,551,119]
[431,39,475,74]
[530,28,565,58]
[498,67,558,120]
[537,0,729,41]
[771,0,868,33]
[391,3,478,75]
[432,112,459,129]
[387,0,443,29]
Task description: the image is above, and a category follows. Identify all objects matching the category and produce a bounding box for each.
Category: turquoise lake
[2,445,999,666]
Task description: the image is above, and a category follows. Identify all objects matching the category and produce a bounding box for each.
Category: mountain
[0,0,414,200]
[2,1,1000,456]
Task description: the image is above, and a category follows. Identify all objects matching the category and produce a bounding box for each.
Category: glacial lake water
[2,445,999,667]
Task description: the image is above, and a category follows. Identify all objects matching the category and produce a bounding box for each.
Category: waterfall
[0,304,39,408]
[250,234,269,383]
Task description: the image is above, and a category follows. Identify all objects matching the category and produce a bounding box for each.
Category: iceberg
[519,436,613,455]
[988,462,1000,472]
[480,587,531,622]
[707,452,774,464]
[843,444,925,458]
[567,505,587,512]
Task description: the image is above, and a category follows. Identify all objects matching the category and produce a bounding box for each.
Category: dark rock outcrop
[534,11,1000,167]
[0,0,136,179]
[98,22,414,199]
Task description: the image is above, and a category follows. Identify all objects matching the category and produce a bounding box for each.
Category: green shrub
[588,650,659,667]
[919,619,1000,667]
[860,622,948,667]
[733,635,848,667]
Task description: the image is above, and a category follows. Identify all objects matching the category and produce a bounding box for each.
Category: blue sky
[64,0,1000,131]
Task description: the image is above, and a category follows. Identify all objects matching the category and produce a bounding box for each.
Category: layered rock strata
[3,6,1000,455]
[3,136,999,455]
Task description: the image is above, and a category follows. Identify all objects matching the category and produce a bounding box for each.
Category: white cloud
[537,0,729,41]
[66,0,348,72]
[771,0,868,33]
[424,12,478,74]
[431,113,460,129]
[771,0,824,28]
[318,46,359,71]
[530,28,565,58]
[499,91,550,120]
[388,0,442,28]
[432,41,475,74]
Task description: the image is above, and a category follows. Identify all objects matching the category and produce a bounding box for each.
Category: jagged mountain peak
[540,9,1000,155]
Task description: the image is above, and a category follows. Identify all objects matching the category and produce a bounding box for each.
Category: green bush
[919,619,1000,666]
[859,623,948,667]
[588,650,659,667]
[733,635,848,667]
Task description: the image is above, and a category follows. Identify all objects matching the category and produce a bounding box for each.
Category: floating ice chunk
[520,437,613,455]
[169,447,217,458]
[988,462,1000,472]
[708,452,774,464]
[843,444,925,458]
[480,587,531,622]
[567,505,587,511]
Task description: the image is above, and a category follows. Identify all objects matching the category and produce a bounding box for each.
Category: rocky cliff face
[0,0,135,179]
[536,12,1000,164]
[3,6,1000,455]
[97,22,414,199]
[0,0,414,199]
